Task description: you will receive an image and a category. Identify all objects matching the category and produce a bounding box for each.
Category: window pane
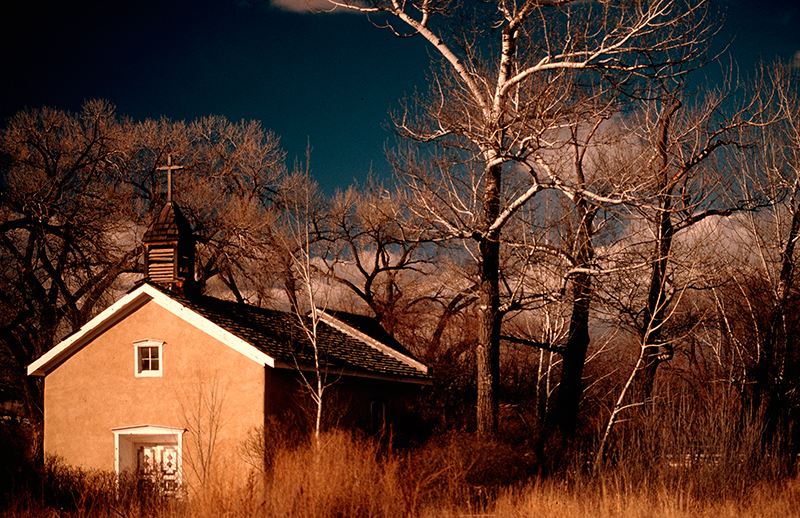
[138,346,160,372]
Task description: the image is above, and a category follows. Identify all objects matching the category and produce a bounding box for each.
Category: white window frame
[134,339,163,378]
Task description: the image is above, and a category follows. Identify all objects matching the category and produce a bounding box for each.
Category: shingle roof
[142,202,192,243]
[321,310,416,358]
[153,284,430,381]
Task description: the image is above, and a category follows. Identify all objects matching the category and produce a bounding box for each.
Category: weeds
[3,429,797,518]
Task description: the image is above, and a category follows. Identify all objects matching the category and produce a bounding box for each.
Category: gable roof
[27,283,430,383]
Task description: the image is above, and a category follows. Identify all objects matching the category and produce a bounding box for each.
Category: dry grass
[487,478,800,518]
[3,430,798,518]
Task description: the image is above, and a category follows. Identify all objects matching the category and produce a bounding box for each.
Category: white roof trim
[28,286,152,376]
[143,285,275,368]
[316,311,428,374]
[111,424,186,435]
[27,284,275,376]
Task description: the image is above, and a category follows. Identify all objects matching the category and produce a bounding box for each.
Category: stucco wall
[43,299,265,487]
[263,367,426,436]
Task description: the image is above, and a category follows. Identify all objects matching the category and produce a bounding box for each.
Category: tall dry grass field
[3,430,798,518]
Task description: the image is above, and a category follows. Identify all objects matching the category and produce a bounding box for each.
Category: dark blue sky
[1,0,798,192]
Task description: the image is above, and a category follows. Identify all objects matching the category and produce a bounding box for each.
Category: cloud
[270,0,359,13]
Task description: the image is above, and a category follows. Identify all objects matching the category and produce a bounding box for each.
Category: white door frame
[111,424,185,490]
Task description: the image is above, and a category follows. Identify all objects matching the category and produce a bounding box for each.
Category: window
[370,400,385,433]
[134,340,163,377]
[140,346,159,371]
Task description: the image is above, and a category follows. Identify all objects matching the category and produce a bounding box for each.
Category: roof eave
[272,360,433,385]
[27,288,155,376]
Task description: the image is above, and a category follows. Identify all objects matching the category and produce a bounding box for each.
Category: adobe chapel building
[28,199,430,492]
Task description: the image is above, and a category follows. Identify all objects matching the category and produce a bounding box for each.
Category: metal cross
[156,154,185,203]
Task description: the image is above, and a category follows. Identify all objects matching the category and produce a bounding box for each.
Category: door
[137,444,180,494]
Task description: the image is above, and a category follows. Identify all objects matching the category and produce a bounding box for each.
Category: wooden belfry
[142,155,195,294]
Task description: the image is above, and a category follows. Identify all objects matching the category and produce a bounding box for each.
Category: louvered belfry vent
[147,244,177,283]
[142,201,195,294]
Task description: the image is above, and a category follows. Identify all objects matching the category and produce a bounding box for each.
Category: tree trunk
[24,376,44,464]
[549,199,595,439]
[631,203,674,403]
[476,237,501,437]
[551,271,592,437]
[751,196,800,448]
[476,163,502,438]
[630,98,681,404]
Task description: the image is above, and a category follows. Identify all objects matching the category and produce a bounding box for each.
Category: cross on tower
[157,154,184,203]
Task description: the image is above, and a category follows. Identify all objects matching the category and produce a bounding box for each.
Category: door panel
[137,444,180,494]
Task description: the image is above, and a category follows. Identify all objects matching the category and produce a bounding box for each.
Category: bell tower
[142,156,195,294]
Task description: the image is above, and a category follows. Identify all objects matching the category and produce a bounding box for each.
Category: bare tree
[0,101,137,458]
[272,154,335,447]
[616,73,766,404]
[538,118,616,437]
[180,372,229,491]
[711,61,800,460]
[140,115,289,304]
[319,183,429,335]
[324,0,716,437]
[593,69,770,463]
[0,102,289,459]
